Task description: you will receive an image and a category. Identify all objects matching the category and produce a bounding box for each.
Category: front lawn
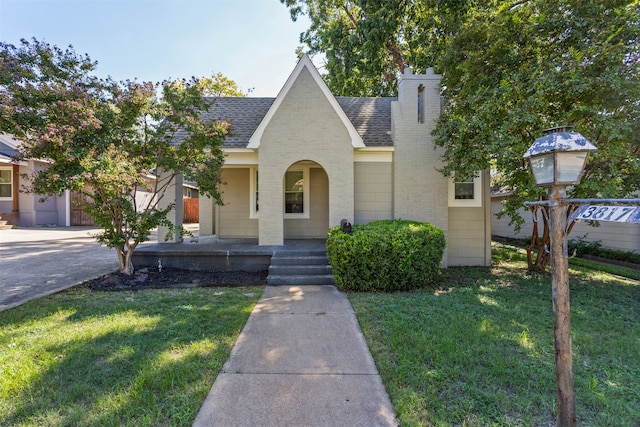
[0,286,262,426]
[350,242,640,426]
[2,241,637,426]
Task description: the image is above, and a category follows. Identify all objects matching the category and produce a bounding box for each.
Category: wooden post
[12,164,19,213]
[548,186,576,426]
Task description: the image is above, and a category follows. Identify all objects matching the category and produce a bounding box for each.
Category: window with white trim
[285,170,304,213]
[448,173,482,207]
[249,167,311,218]
[250,167,259,218]
[0,168,12,200]
[284,167,310,218]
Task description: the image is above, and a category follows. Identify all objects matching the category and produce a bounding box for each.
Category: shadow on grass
[1,286,261,426]
[350,263,640,425]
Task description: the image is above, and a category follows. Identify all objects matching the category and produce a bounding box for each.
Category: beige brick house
[177,55,491,266]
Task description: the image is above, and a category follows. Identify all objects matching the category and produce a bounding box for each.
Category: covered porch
[133,225,332,285]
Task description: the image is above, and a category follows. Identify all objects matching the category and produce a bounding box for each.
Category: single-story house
[0,133,74,227]
[162,55,492,267]
[0,134,196,228]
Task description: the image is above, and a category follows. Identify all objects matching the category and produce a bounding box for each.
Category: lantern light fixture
[523,126,597,188]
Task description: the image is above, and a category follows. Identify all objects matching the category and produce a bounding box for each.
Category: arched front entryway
[283,160,329,239]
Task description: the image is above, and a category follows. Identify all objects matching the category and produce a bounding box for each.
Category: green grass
[0,285,262,427]
[350,242,640,426]
[569,256,640,281]
[3,243,638,426]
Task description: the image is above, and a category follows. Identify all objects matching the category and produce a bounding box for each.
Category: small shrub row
[568,235,640,265]
[327,220,446,292]
[495,235,639,265]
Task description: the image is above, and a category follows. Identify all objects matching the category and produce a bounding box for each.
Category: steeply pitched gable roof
[200,96,395,148]
[172,55,396,149]
[247,55,365,149]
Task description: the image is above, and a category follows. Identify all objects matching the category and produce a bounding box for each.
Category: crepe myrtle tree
[0,38,231,275]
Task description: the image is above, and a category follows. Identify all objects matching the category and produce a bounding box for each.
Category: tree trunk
[526,203,581,273]
[535,212,551,271]
[548,187,576,426]
[526,205,551,272]
[116,246,135,275]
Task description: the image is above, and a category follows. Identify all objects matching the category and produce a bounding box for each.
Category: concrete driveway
[0,227,119,312]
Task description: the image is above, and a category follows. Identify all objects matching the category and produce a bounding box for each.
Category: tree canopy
[0,38,237,274]
[434,0,639,199]
[197,72,246,97]
[284,0,640,269]
[282,0,475,95]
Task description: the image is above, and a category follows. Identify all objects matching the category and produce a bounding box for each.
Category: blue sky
[0,0,313,97]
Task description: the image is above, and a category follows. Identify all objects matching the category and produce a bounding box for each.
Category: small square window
[448,173,482,207]
[454,182,475,200]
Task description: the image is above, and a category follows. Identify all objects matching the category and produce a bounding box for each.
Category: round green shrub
[327,219,446,292]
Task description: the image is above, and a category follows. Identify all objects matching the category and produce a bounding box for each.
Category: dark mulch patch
[88,267,267,291]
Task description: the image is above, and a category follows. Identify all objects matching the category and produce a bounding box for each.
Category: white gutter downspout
[65,189,71,226]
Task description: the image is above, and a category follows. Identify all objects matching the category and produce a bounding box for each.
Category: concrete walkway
[1,227,398,425]
[193,285,398,427]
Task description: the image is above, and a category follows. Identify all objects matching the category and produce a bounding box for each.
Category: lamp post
[523,126,597,427]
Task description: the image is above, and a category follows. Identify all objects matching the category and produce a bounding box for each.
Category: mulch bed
[87,267,267,291]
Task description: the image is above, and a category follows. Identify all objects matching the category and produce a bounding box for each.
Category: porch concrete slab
[193,285,398,426]
[135,237,328,256]
[192,373,397,427]
[132,237,328,272]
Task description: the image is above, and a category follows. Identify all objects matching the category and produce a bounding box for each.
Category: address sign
[571,205,640,224]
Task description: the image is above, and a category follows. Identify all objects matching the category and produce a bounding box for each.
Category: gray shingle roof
[195,96,395,148]
[336,97,394,147]
[203,97,274,148]
[0,134,19,160]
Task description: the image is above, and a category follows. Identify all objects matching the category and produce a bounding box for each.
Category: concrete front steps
[267,250,335,286]
[0,217,15,230]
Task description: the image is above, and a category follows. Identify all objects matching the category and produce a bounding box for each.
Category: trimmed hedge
[327,220,446,292]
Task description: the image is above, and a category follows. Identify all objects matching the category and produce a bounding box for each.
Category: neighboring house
[0,133,20,228]
[0,134,197,228]
[164,55,491,266]
[492,191,640,253]
[0,133,74,227]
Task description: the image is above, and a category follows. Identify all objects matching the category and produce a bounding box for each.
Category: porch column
[157,168,184,243]
[199,195,214,236]
[12,164,19,213]
[258,166,284,245]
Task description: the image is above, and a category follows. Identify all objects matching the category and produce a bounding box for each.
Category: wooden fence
[184,198,199,223]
